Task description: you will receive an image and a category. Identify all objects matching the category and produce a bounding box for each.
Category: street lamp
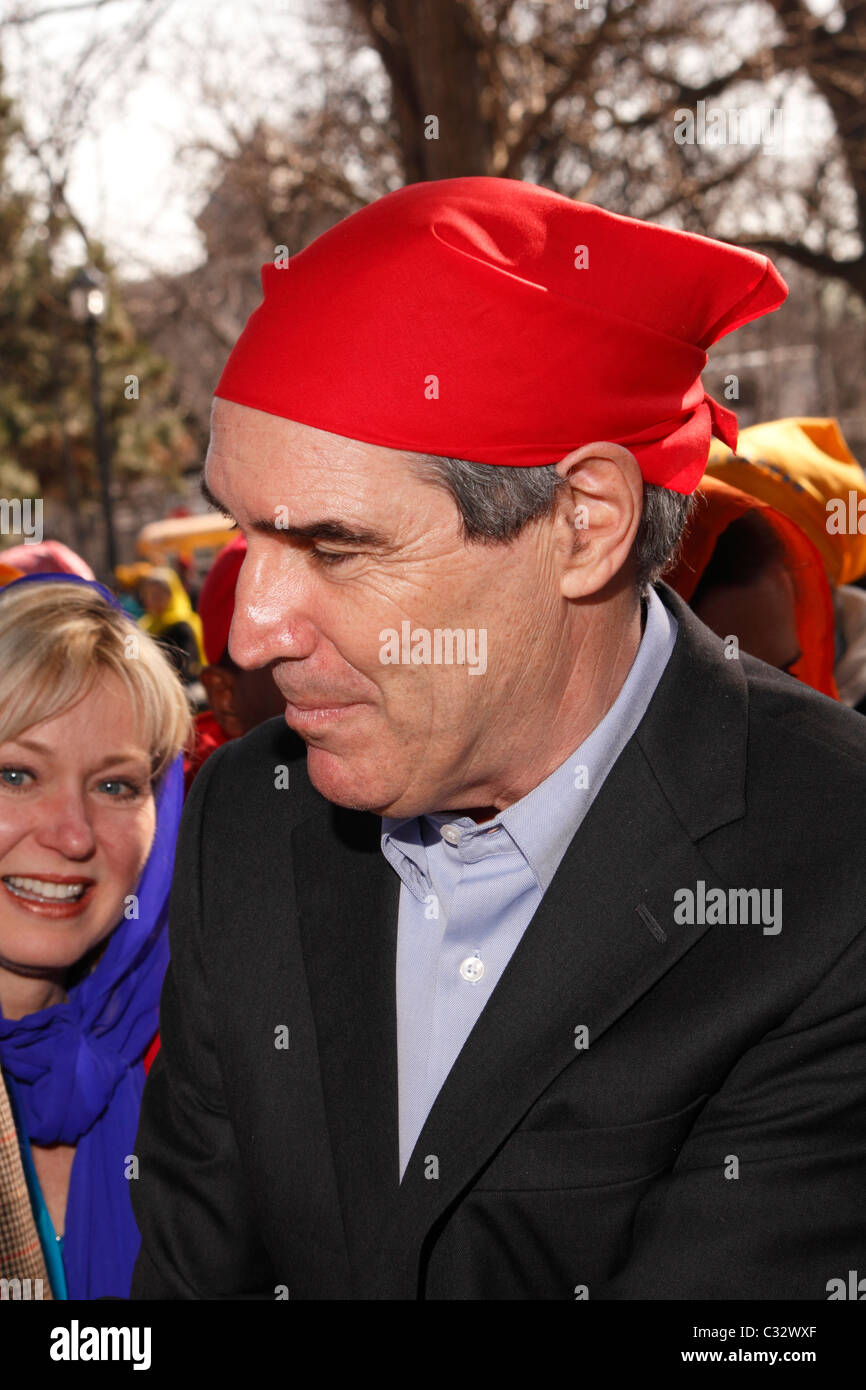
[69,266,117,575]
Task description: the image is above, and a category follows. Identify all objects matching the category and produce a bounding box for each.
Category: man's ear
[552,442,643,599]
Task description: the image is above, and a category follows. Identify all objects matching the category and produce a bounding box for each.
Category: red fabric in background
[143,1033,160,1075]
[198,534,247,665]
[184,708,231,796]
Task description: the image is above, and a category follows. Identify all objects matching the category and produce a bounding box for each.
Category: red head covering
[665,474,838,698]
[215,177,787,494]
[197,534,247,665]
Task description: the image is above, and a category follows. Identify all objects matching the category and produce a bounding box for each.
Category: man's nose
[228,547,319,669]
[35,786,97,861]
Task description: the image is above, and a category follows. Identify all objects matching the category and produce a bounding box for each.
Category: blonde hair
[0,580,192,781]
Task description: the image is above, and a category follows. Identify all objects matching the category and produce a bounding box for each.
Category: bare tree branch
[3,0,135,25]
[742,237,866,296]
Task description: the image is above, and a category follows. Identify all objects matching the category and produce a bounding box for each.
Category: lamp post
[69,266,117,575]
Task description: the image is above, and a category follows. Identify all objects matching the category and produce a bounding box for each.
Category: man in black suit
[130,178,866,1300]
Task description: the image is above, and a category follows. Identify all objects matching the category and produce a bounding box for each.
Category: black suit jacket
[130,585,866,1299]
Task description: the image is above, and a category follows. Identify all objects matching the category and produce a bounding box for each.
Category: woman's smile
[2,873,96,918]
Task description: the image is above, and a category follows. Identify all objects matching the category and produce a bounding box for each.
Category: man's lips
[282,698,365,731]
[284,699,357,710]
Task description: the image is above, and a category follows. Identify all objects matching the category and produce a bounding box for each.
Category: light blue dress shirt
[382,588,678,1177]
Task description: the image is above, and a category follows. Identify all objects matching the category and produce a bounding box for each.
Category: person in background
[175,552,201,610]
[664,473,838,697]
[0,574,190,1299]
[0,540,95,581]
[707,418,866,710]
[138,566,206,695]
[113,563,151,621]
[184,534,292,793]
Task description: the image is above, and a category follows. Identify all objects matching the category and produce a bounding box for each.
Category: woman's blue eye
[0,769,146,798]
[98,780,141,798]
[0,767,33,789]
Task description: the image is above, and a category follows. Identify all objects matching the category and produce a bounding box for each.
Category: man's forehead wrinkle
[208,443,425,526]
[211,413,401,472]
[207,438,395,495]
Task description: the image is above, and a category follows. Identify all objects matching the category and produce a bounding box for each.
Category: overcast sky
[2,0,319,275]
[1,0,845,277]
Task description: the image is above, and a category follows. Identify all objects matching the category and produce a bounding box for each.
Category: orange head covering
[665,474,838,698]
[0,562,24,588]
[707,418,866,587]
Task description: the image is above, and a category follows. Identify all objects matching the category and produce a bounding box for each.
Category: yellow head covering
[115,561,153,590]
[138,566,206,664]
[706,418,866,588]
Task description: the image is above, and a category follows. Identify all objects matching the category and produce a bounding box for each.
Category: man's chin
[305,744,399,815]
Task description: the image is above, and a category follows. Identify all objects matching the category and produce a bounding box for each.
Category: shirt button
[441,823,462,845]
[460,955,484,983]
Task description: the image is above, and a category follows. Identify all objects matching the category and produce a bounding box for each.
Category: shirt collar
[382,587,677,892]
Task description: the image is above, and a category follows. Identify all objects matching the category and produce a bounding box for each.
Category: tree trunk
[350,0,497,179]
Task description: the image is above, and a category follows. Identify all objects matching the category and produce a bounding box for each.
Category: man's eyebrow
[272,519,394,547]
[199,475,391,548]
[201,476,234,518]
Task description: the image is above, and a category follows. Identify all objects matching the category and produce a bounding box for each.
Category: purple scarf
[0,573,184,1298]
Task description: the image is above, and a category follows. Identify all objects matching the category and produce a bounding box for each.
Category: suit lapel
[292,803,401,1296]
[386,735,736,1293]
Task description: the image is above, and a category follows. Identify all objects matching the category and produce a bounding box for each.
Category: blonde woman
[0,574,190,1299]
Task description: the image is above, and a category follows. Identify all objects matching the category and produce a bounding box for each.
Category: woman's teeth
[4,876,88,902]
